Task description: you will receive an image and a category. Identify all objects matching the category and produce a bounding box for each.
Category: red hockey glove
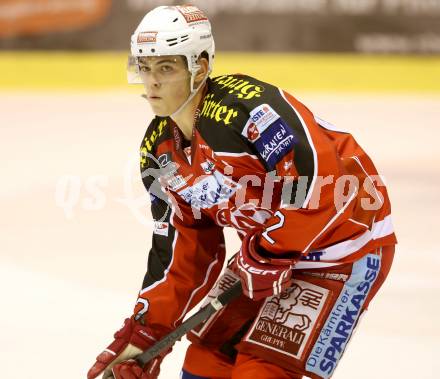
[234,233,295,301]
[87,317,160,379]
[112,348,170,379]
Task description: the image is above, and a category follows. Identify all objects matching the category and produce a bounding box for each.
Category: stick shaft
[136,281,242,366]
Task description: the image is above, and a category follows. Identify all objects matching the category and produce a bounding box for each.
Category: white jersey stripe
[350,155,384,208]
[348,218,369,229]
[295,215,394,269]
[214,151,259,159]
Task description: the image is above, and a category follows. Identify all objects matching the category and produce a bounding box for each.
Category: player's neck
[171,84,205,141]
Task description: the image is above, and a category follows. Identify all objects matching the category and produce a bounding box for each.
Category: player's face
[138,55,191,116]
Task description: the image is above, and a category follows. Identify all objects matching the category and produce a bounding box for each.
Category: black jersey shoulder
[139,118,176,291]
[197,74,315,177]
[139,116,173,194]
[197,74,279,154]
[140,116,172,168]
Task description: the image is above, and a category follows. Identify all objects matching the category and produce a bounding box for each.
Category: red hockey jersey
[134,74,397,337]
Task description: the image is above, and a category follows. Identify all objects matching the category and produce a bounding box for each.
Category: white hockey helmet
[127,5,215,91]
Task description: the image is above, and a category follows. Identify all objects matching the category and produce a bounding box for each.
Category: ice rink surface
[1,91,439,378]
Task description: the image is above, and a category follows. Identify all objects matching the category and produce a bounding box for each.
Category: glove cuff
[129,318,158,351]
[246,232,300,266]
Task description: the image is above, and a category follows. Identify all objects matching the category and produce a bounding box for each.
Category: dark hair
[200,51,209,62]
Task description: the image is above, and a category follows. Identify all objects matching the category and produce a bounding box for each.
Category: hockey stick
[135,280,242,367]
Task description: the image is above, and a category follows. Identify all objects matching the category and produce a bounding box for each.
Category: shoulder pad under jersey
[198,74,292,156]
[201,74,312,173]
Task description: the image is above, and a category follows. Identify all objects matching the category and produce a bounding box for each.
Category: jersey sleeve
[134,120,226,337]
[235,85,390,260]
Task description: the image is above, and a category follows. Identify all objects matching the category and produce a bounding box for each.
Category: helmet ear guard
[190,53,210,92]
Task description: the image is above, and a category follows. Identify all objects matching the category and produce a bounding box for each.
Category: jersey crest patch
[244,280,330,360]
[243,104,296,169]
[177,170,240,209]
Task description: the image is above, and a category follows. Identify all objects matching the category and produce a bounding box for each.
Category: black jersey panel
[139,116,176,290]
[199,75,316,185]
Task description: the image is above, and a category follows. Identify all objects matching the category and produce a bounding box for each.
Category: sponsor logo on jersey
[159,160,188,191]
[303,272,349,283]
[212,75,265,100]
[177,170,240,209]
[246,123,259,142]
[242,104,281,141]
[200,93,238,126]
[245,281,329,358]
[200,160,215,174]
[258,124,294,166]
[153,221,169,237]
[140,119,168,168]
[164,173,187,191]
[301,251,324,262]
[306,254,381,378]
[243,105,295,169]
[256,120,295,169]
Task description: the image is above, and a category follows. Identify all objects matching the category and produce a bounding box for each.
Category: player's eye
[139,65,151,73]
[160,65,173,72]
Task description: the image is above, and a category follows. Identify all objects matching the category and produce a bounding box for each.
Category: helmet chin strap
[170,69,209,119]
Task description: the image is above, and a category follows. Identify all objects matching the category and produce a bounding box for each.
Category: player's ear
[194,53,209,84]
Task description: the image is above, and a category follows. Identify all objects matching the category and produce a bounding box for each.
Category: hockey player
[88,5,396,379]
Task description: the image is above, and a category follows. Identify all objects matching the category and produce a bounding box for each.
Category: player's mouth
[148,95,162,101]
